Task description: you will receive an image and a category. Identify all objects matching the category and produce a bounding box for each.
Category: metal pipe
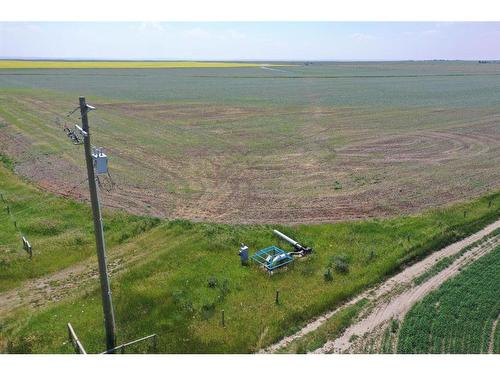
[67,323,87,354]
[273,230,299,246]
[101,334,157,354]
[273,230,313,254]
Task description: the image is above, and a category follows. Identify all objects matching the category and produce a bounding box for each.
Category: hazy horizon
[1,22,500,61]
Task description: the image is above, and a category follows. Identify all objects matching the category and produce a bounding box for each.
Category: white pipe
[273,230,298,246]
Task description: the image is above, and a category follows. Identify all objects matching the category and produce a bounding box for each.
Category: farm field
[269,222,500,354]
[0,162,499,353]
[0,60,282,69]
[0,61,499,223]
[397,243,500,354]
[1,61,500,355]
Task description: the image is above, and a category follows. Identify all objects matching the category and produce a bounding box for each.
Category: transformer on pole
[79,96,116,351]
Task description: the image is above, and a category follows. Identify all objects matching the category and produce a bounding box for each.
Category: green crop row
[397,244,500,354]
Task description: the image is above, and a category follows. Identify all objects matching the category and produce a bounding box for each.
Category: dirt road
[0,232,164,319]
[262,219,500,353]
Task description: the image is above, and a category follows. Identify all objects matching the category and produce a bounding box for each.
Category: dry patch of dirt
[488,315,499,354]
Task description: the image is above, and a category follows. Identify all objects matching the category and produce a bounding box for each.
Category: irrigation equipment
[22,236,32,258]
[251,246,294,272]
[249,230,313,273]
[273,230,313,255]
[238,243,249,265]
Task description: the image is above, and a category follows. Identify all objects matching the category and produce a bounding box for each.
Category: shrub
[207,276,218,289]
[324,267,333,282]
[201,302,216,320]
[218,279,230,301]
[329,254,350,274]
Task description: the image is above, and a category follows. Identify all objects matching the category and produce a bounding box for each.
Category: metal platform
[251,246,294,272]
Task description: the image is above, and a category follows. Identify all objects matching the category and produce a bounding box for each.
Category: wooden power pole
[79,96,116,351]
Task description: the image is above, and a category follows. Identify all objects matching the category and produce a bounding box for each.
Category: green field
[397,243,500,354]
[1,61,500,353]
[1,163,499,353]
[0,61,499,223]
[0,60,280,69]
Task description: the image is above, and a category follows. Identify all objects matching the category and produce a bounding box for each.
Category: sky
[1,22,500,61]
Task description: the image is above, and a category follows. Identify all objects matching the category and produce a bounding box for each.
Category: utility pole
[79,96,116,351]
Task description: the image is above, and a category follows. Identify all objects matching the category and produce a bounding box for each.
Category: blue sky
[1,22,500,60]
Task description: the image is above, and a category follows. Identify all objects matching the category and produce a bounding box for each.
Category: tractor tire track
[488,314,499,354]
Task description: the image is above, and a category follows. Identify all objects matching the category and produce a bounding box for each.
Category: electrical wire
[96,173,115,193]
[3,102,115,259]
[67,106,80,118]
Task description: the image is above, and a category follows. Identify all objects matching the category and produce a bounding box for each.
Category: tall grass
[0,165,160,292]
[3,184,499,353]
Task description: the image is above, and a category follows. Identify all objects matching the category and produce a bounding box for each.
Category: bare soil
[1,94,499,224]
[488,315,499,354]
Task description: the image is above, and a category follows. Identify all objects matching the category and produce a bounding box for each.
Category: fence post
[275,290,280,305]
[152,335,158,353]
[221,310,225,327]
